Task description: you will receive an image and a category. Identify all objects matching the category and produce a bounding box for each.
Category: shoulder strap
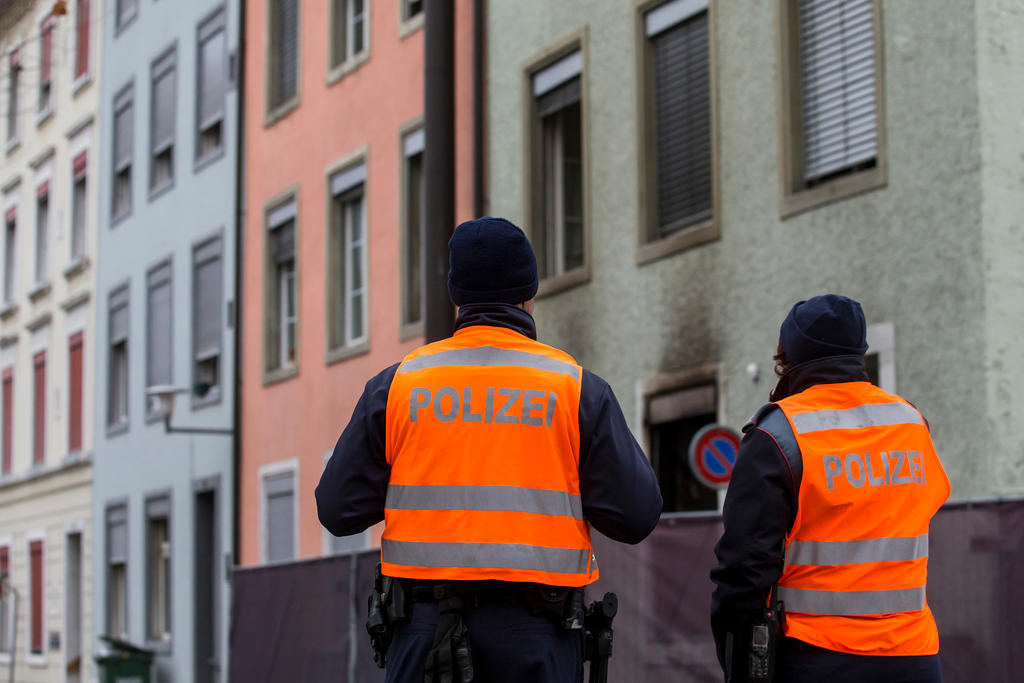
[748,404,803,497]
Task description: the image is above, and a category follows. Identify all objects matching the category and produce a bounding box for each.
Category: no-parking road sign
[688,424,741,490]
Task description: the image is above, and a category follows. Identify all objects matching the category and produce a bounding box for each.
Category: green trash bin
[94,636,155,683]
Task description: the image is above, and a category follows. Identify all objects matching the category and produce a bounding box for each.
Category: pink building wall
[241,1,478,565]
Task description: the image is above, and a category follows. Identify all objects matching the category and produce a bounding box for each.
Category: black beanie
[447,217,539,306]
[779,294,869,365]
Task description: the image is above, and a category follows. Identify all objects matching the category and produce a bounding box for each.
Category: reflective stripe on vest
[786,534,928,566]
[382,325,596,587]
[387,484,584,520]
[382,539,591,575]
[777,586,927,616]
[774,381,950,656]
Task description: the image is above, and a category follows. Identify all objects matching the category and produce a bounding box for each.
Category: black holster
[582,593,617,683]
[366,564,409,669]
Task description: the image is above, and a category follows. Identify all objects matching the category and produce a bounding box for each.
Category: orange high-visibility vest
[774,381,950,655]
[382,324,598,587]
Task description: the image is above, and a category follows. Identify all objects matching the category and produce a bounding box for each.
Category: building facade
[239,0,476,566]
[0,1,101,681]
[91,0,240,681]
[485,0,1024,517]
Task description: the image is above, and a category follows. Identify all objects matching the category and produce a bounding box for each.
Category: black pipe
[473,0,485,218]
[230,0,246,569]
[424,0,455,343]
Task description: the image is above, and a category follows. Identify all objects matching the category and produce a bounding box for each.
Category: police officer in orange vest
[711,295,949,683]
[317,217,662,683]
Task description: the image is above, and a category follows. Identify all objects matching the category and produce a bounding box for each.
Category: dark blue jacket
[316,303,663,548]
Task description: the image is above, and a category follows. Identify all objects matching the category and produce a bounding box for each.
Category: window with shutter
[29,539,43,654]
[75,0,91,79]
[193,238,222,403]
[106,504,128,637]
[108,286,130,429]
[6,51,20,142]
[150,48,177,193]
[0,545,9,652]
[2,211,14,302]
[1,369,11,475]
[35,186,49,284]
[402,128,425,330]
[269,0,300,112]
[69,332,83,453]
[71,152,88,259]
[264,470,296,562]
[146,262,173,409]
[112,84,134,219]
[33,351,45,465]
[529,48,586,284]
[328,163,367,354]
[197,10,227,162]
[116,0,138,33]
[39,18,54,114]
[145,495,171,643]
[328,0,369,68]
[265,200,298,375]
[777,0,885,214]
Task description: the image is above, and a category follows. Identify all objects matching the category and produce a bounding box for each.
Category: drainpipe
[424,0,455,343]
[473,0,485,218]
[231,0,246,571]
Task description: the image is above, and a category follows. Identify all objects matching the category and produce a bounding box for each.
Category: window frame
[259,459,299,564]
[33,183,50,288]
[866,321,896,393]
[522,30,592,298]
[37,16,55,122]
[328,0,371,83]
[398,0,424,38]
[324,152,370,364]
[149,45,178,199]
[398,119,425,340]
[265,0,302,126]
[107,283,130,435]
[6,48,22,149]
[105,501,129,640]
[0,540,11,658]
[634,0,720,264]
[775,0,887,218]
[2,205,15,305]
[115,0,139,36]
[67,330,84,456]
[69,150,89,264]
[25,532,45,664]
[73,0,92,91]
[111,82,135,224]
[1,368,12,477]
[262,189,300,385]
[144,491,172,650]
[191,233,224,409]
[31,350,46,467]
[144,258,173,422]
[195,7,228,169]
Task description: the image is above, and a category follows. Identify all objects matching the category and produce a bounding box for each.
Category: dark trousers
[385,600,583,683]
[777,638,942,683]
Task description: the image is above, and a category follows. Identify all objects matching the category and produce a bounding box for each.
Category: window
[193,237,223,403]
[146,262,172,415]
[3,209,15,303]
[0,545,9,653]
[116,0,138,33]
[75,0,91,80]
[646,382,718,513]
[403,0,423,21]
[106,504,128,638]
[34,183,49,285]
[28,539,43,656]
[330,0,367,69]
[6,50,20,143]
[108,286,130,430]
[145,495,171,643]
[112,84,134,220]
[866,322,895,393]
[68,332,84,454]
[150,47,177,194]
[1,369,11,475]
[71,152,88,260]
[639,0,716,257]
[263,469,296,562]
[327,163,367,354]
[401,128,424,332]
[268,0,300,113]
[39,18,54,115]
[32,351,45,466]
[196,10,227,162]
[265,200,297,375]
[777,0,884,215]
[529,47,585,284]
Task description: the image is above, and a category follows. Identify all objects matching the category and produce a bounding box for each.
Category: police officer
[316,217,662,683]
[710,295,950,683]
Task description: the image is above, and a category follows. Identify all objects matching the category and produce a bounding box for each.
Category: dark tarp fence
[230,499,1024,682]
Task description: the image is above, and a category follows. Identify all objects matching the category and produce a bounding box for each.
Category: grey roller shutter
[536,78,580,119]
[110,288,130,344]
[146,264,172,387]
[273,221,294,265]
[194,239,222,360]
[265,471,295,562]
[198,17,227,129]
[273,0,299,106]
[152,52,176,153]
[107,506,127,563]
[650,8,712,231]
[799,0,877,182]
[113,90,133,171]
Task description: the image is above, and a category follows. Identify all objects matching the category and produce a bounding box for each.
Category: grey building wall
[487,0,1023,501]
[92,1,240,681]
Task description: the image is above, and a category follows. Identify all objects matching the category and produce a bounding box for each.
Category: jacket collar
[770,354,870,402]
[454,303,538,340]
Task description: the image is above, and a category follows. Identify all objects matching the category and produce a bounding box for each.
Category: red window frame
[29,539,43,654]
[2,368,12,476]
[33,351,46,465]
[69,333,84,453]
[75,0,91,79]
